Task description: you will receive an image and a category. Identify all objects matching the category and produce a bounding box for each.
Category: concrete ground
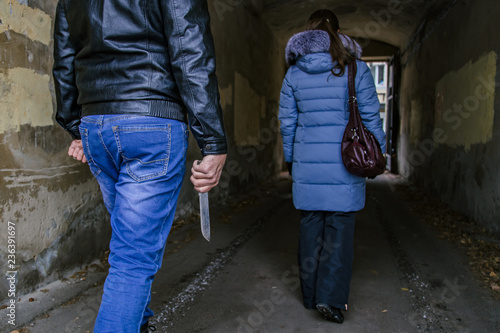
[3,173,500,333]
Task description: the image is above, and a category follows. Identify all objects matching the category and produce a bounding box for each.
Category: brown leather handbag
[341,61,386,178]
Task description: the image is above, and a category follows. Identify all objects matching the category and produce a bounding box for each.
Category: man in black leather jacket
[53,0,227,332]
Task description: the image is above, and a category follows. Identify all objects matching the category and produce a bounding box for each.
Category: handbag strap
[347,60,362,132]
[347,60,358,107]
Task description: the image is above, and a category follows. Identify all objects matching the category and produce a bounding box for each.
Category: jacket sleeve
[355,61,387,153]
[162,0,227,156]
[53,1,81,140]
[278,69,298,163]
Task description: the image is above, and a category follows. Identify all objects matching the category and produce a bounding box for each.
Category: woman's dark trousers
[299,210,356,310]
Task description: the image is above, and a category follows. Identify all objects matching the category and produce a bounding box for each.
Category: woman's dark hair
[307,9,354,77]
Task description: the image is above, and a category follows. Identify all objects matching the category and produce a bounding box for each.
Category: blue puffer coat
[279,30,386,212]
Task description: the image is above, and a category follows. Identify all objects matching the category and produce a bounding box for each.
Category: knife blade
[199,192,210,241]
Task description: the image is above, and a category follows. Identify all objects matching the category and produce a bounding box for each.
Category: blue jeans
[79,115,188,333]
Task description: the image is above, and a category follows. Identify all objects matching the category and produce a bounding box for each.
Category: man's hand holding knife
[190,154,227,193]
[191,154,227,242]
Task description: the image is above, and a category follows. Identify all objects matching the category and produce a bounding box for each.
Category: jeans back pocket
[112,125,171,182]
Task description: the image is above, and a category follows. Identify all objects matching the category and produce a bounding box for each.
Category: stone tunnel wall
[398,0,500,234]
[0,0,284,302]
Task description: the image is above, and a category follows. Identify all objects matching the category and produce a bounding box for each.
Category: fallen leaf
[62,298,79,306]
[382,309,388,313]
[491,283,500,291]
[401,288,409,291]
[29,298,35,302]
[369,269,379,275]
[398,185,500,299]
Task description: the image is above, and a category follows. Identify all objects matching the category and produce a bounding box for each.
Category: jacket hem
[81,100,188,123]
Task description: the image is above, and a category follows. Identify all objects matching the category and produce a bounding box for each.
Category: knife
[199,192,210,241]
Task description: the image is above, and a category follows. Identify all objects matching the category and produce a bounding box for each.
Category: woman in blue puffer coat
[279,9,386,324]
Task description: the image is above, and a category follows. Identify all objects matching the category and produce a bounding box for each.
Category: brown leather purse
[341,61,386,178]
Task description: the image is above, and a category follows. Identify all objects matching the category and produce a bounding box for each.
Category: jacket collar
[285,30,362,66]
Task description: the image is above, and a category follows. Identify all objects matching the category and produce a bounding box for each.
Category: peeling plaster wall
[176,0,284,215]
[434,52,496,151]
[0,0,284,302]
[0,67,54,133]
[398,0,500,233]
[0,0,111,302]
[203,0,284,195]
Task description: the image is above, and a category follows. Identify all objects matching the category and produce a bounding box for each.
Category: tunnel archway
[258,0,499,234]
[261,0,458,49]
[260,0,462,175]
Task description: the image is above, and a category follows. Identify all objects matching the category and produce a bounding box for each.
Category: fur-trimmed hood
[285,30,362,66]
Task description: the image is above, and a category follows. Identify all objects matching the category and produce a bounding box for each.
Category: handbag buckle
[351,128,359,140]
[348,96,357,104]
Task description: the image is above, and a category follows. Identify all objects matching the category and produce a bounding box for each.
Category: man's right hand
[190,154,227,193]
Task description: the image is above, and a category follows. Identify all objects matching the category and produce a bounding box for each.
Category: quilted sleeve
[279,68,298,163]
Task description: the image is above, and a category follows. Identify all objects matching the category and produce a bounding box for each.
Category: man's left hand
[68,140,87,163]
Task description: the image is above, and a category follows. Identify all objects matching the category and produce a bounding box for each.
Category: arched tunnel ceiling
[261,0,455,52]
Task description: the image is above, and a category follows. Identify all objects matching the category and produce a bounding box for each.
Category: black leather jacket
[53,0,227,155]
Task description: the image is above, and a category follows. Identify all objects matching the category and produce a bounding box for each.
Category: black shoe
[140,321,157,333]
[316,303,344,324]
